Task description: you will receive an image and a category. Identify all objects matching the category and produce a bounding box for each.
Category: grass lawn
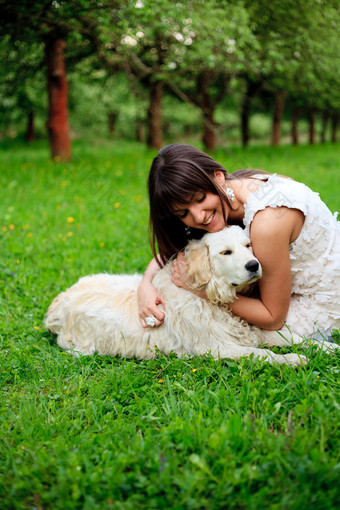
[0,139,339,509]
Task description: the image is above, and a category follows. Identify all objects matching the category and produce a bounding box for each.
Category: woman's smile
[202,211,216,226]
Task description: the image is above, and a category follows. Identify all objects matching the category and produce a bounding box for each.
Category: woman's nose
[188,204,204,224]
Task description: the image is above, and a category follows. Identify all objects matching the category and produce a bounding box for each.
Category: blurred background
[0,0,339,160]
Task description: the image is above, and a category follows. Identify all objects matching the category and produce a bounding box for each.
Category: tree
[0,36,45,140]
[0,0,96,160]
[78,0,181,149]
[243,0,340,146]
[169,0,258,150]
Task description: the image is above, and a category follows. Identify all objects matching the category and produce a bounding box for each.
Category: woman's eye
[196,193,206,203]
[221,250,232,255]
[177,210,188,218]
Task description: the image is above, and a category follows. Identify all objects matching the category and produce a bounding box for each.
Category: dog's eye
[221,250,232,255]
[246,243,251,249]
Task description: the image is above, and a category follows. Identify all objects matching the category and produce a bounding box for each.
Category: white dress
[243,174,340,339]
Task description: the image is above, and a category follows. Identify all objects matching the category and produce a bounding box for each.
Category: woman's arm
[138,256,166,328]
[228,207,304,329]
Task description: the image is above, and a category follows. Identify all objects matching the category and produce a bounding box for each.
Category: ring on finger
[145,316,156,327]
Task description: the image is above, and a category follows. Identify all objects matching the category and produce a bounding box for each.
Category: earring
[185,226,191,236]
[225,186,235,202]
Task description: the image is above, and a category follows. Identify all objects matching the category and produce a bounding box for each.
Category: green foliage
[0,0,339,144]
[0,141,339,508]
[245,0,340,110]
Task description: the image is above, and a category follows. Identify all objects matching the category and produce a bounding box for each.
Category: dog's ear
[185,240,211,290]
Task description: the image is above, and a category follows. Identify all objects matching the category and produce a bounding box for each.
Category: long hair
[148,144,268,265]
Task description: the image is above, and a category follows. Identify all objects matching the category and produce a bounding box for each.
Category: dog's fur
[45,226,318,365]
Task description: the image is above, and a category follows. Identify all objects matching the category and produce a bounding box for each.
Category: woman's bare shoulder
[251,206,304,244]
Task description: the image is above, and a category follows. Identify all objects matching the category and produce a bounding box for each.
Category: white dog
[46,226,313,366]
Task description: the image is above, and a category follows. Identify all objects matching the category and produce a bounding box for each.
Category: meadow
[0,139,339,509]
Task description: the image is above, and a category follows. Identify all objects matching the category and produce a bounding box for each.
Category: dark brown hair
[148,144,268,265]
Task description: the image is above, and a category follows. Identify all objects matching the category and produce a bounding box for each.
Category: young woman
[138,144,340,340]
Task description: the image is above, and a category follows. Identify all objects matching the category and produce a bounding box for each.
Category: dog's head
[184,226,262,304]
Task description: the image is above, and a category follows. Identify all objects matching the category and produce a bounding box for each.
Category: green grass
[0,139,339,509]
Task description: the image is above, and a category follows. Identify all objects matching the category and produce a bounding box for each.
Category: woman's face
[172,171,228,233]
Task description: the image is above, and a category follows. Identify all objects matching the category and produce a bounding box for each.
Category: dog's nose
[245,260,259,273]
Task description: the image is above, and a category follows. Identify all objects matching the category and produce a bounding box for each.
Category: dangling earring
[225,186,235,202]
[185,225,191,236]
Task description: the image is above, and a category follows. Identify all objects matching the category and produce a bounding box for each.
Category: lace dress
[243,174,340,339]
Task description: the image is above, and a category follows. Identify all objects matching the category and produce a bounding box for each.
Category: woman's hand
[171,252,192,290]
[171,253,207,299]
[137,280,166,328]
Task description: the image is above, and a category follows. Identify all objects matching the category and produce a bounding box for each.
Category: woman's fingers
[141,314,164,329]
[140,299,166,328]
[171,256,190,288]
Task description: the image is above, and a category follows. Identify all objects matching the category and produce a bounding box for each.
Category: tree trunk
[147,80,163,149]
[202,108,216,151]
[26,111,35,143]
[136,117,144,142]
[309,111,316,145]
[331,113,339,143]
[197,72,217,151]
[320,111,329,143]
[272,90,287,146]
[45,37,71,161]
[240,80,260,147]
[291,108,299,145]
[241,93,251,148]
[108,112,117,135]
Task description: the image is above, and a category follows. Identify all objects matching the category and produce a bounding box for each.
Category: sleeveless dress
[243,174,340,340]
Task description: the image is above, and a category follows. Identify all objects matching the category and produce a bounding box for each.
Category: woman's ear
[185,240,211,290]
[214,170,226,185]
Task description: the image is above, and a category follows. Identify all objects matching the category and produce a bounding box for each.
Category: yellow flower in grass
[9,224,15,230]
[67,217,75,224]
[2,226,7,232]
[34,326,39,330]
[158,379,164,384]
[192,369,197,373]
[114,203,120,209]
[100,242,105,248]
[67,232,73,237]
[27,232,33,238]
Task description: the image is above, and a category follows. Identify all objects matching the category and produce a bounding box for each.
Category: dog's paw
[306,340,340,355]
[282,353,308,366]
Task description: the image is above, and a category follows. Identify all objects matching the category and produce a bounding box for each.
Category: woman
[138,144,340,340]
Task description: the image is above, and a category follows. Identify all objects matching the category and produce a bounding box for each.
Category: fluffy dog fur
[46,226,312,365]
